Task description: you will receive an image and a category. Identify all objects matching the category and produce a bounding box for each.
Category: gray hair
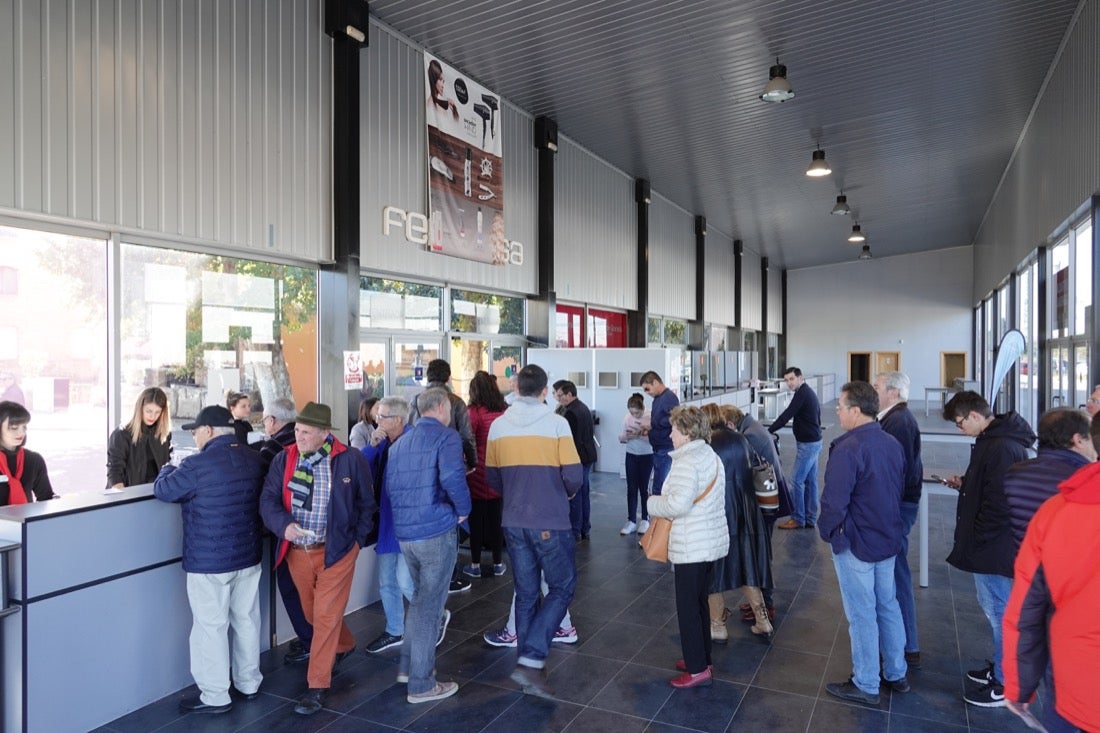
[264,397,297,423]
[211,426,236,438]
[379,396,410,424]
[876,371,910,401]
[417,387,451,415]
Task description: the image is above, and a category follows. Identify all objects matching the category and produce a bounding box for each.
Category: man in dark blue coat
[820,381,909,706]
[874,371,923,670]
[154,405,268,715]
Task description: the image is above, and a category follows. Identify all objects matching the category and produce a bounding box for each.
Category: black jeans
[674,560,714,674]
[469,497,504,565]
[625,453,653,522]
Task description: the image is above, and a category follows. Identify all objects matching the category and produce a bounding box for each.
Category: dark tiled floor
[101,401,1039,732]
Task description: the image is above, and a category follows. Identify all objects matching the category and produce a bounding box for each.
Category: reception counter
[0,485,380,733]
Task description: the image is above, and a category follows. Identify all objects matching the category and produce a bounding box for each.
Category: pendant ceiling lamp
[858,244,873,260]
[759,59,795,103]
[806,148,831,177]
[831,194,850,216]
[848,224,866,242]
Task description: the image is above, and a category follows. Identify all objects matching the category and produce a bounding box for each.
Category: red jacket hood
[1058,462,1100,504]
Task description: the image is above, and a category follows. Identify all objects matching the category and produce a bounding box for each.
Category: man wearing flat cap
[154,405,269,715]
[260,402,377,716]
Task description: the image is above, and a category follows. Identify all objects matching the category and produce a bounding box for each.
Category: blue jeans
[973,572,1012,683]
[651,450,672,496]
[505,527,577,669]
[377,550,414,637]
[789,440,822,525]
[894,501,919,653]
[625,453,653,522]
[569,463,593,537]
[399,528,457,695]
[832,549,907,695]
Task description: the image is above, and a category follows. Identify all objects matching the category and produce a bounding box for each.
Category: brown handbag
[640,463,719,563]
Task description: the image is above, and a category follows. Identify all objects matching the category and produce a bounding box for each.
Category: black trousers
[469,497,504,565]
[674,560,714,674]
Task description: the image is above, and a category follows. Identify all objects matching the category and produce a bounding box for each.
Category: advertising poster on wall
[424,53,506,265]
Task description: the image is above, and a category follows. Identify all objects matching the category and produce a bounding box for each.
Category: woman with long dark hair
[350,396,380,449]
[464,371,507,577]
[107,387,172,487]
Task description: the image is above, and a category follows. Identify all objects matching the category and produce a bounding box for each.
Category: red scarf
[0,448,28,505]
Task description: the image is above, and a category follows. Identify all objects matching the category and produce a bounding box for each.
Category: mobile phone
[930,474,952,486]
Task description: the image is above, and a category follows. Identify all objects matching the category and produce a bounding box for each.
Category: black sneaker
[449,577,472,594]
[966,660,994,684]
[880,675,910,693]
[365,632,403,654]
[964,680,1006,707]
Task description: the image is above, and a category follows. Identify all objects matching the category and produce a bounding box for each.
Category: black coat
[709,426,772,592]
[106,424,172,487]
[562,399,598,466]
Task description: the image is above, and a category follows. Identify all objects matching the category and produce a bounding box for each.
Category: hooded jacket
[486,396,582,531]
[1002,462,1100,732]
[947,411,1035,576]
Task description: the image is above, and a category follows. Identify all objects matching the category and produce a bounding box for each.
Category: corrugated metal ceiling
[368,0,1080,269]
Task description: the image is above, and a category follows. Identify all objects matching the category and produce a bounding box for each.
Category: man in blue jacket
[260,402,377,716]
[771,366,823,529]
[154,405,268,715]
[820,382,909,706]
[385,387,471,704]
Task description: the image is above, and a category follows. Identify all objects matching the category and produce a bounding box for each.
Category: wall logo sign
[383,205,523,265]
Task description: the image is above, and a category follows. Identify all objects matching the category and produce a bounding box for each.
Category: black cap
[181,405,234,431]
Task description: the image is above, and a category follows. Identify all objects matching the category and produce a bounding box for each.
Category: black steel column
[1037,245,1048,411]
[534,116,558,341]
[1091,195,1100,388]
[628,179,651,346]
[760,257,769,379]
[733,240,743,327]
[694,215,706,337]
[779,269,788,371]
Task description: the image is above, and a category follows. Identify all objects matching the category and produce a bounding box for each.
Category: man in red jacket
[1003,457,1100,733]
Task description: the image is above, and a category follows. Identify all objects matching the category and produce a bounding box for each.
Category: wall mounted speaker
[534,116,558,151]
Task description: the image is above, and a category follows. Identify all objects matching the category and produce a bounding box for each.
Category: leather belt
[292,541,326,551]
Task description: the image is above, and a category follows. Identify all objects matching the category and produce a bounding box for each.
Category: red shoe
[670,668,713,688]
[739,603,777,622]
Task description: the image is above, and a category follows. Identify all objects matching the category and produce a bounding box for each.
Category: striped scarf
[288,435,333,512]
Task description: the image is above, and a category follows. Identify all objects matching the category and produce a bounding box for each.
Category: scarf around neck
[288,434,334,512]
[0,448,28,505]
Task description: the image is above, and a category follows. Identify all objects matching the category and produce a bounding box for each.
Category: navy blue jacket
[383,416,472,542]
[769,382,822,443]
[879,402,923,504]
[154,434,267,574]
[819,421,905,562]
[1003,447,1091,550]
[947,411,1035,576]
[260,439,377,569]
[649,388,680,453]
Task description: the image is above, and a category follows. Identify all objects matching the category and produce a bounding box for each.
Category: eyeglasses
[1088,398,1100,405]
[954,417,967,429]
[376,414,399,421]
[835,402,855,411]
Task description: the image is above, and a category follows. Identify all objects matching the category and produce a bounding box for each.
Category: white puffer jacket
[647,439,729,564]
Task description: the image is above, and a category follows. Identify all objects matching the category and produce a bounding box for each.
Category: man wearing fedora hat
[260,401,377,716]
[154,405,268,715]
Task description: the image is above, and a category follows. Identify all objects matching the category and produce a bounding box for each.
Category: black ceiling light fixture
[806,148,831,177]
[831,193,850,216]
[858,244,873,260]
[847,223,866,242]
[759,58,795,102]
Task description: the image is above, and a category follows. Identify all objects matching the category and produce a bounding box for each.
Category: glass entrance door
[448,336,524,402]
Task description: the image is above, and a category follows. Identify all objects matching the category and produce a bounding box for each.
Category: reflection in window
[1051,240,1069,338]
[647,317,662,345]
[587,308,627,348]
[451,289,524,334]
[663,319,687,345]
[556,304,584,347]
[0,224,108,495]
[359,277,442,331]
[121,245,318,451]
[1074,221,1092,336]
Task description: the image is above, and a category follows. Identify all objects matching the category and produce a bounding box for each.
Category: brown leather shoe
[777,519,802,529]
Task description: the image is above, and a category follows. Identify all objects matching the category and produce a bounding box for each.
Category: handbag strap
[693,459,720,505]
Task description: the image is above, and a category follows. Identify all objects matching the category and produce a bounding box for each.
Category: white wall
[787,246,973,398]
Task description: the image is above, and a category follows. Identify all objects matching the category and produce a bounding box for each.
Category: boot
[708,593,729,644]
[743,586,773,642]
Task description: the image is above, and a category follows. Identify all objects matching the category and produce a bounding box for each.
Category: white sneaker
[636,519,650,535]
[552,626,578,644]
[619,521,637,535]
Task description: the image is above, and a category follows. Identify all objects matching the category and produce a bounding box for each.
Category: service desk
[0,485,379,733]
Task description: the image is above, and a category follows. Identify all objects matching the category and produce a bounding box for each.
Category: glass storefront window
[0,225,108,495]
[393,342,441,402]
[1074,220,1092,336]
[556,304,584,347]
[663,319,687,345]
[587,308,627,348]
[359,277,442,331]
[120,245,318,452]
[1050,240,1069,338]
[647,317,662,345]
[450,289,524,335]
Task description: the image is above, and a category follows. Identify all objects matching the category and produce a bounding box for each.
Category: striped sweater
[486,396,583,531]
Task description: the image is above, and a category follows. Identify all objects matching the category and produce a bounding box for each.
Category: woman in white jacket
[648,406,729,689]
